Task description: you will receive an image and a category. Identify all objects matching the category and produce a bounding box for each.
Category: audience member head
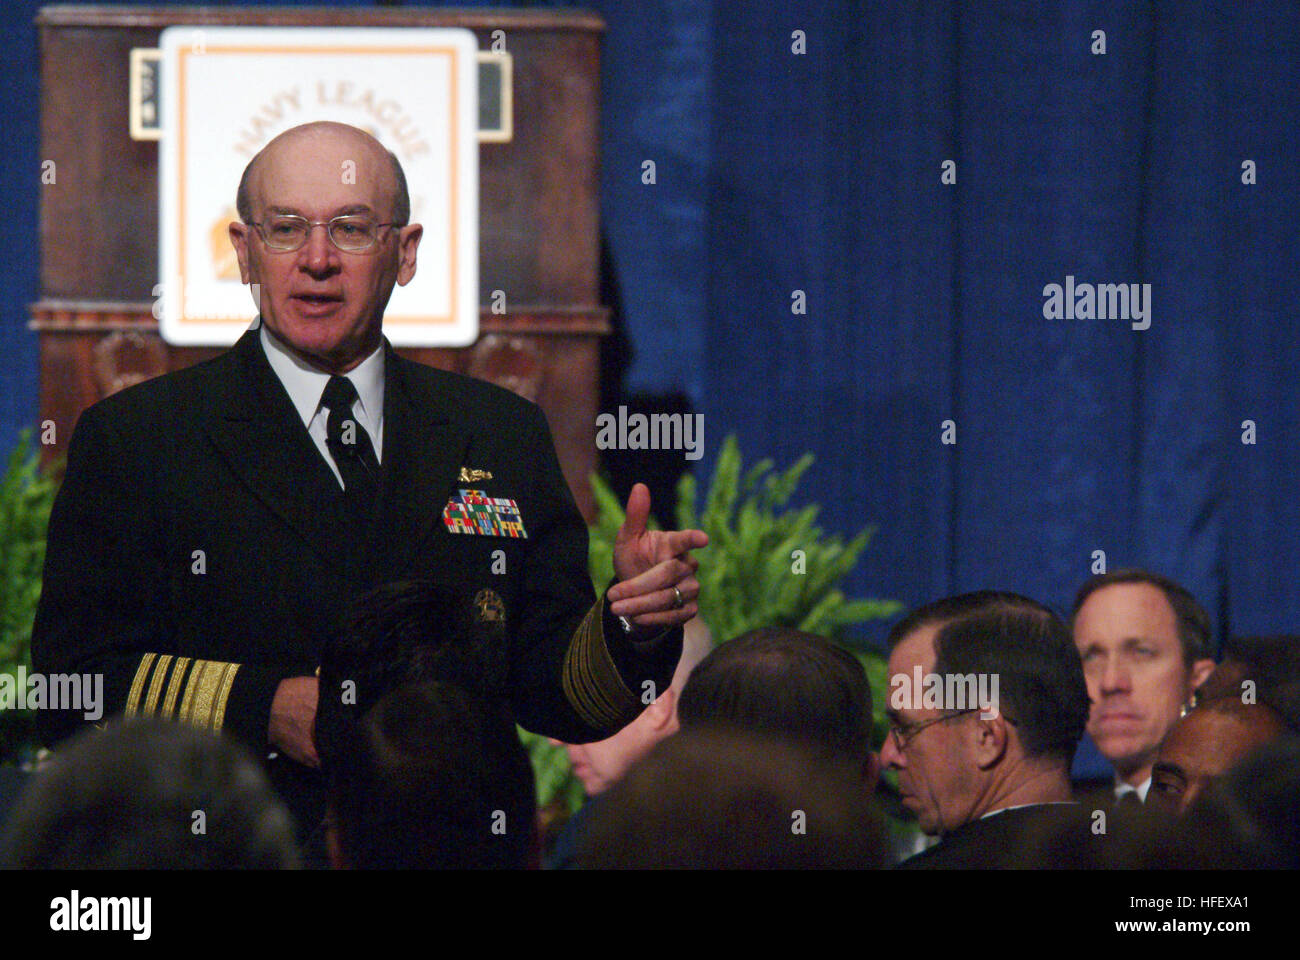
[880,591,1089,835]
[1147,696,1287,817]
[560,616,712,796]
[577,727,887,868]
[315,579,507,769]
[1071,569,1216,789]
[326,681,535,869]
[677,625,876,785]
[0,719,298,868]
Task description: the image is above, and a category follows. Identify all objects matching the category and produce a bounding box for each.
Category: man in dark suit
[881,592,1092,868]
[1070,570,1216,807]
[30,121,706,850]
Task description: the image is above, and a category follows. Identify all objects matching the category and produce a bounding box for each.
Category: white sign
[158,26,479,346]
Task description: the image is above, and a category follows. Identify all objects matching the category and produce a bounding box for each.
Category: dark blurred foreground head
[1179,735,1300,868]
[677,627,876,785]
[0,719,298,869]
[576,727,887,869]
[327,680,536,869]
[315,579,508,769]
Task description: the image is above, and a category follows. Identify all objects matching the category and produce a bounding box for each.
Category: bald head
[236,121,409,226]
[1149,697,1288,815]
[226,119,423,374]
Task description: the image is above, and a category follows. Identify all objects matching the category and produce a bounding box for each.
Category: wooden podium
[31,5,608,519]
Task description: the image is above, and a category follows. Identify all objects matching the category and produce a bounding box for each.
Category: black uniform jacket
[31,327,680,820]
[895,802,1089,869]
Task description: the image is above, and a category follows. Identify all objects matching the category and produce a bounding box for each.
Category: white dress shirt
[1114,776,1151,803]
[258,321,385,488]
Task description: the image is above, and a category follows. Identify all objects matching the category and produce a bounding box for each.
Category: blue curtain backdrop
[2,2,1297,775]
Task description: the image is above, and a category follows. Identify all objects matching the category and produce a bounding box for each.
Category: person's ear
[396,223,422,286]
[972,714,1009,770]
[228,221,253,284]
[1189,658,1217,691]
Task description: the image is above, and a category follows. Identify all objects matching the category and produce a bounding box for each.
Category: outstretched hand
[607,483,708,630]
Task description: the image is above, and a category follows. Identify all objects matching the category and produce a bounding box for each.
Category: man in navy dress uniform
[31,122,707,848]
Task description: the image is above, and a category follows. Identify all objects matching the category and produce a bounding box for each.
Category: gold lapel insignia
[458,467,494,482]
[474,588,506,624]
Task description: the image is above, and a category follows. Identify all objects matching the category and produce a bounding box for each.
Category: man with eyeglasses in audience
[881,591,1091,868]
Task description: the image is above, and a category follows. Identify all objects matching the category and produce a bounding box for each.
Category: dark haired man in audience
[314,578,507,771]
[326,680,536,869]
[881,591,1091,868]
[676,626,878,788]
[1,720,298,869]
[1071,570,1216,805]
[1147,695,1288,817]
[577,727,887,868]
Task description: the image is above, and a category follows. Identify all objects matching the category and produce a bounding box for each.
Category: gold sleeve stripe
[140,654,173,719]
[121,655,238,730]
[177,659,241,732]
[124,653,157,718]
[191,662,223,729]
[160,657,192,721]
[211,662,240,732]
[561,597,639,733]
[562,603,611,726]
[177,658,208,726]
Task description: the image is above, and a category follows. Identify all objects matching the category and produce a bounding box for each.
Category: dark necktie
[320,375,380,510]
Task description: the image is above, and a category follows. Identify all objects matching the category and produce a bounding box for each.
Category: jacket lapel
[202,328,354,576]
[371,343,470,578]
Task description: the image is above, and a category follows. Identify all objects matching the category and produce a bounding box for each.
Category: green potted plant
[0,430,59,765]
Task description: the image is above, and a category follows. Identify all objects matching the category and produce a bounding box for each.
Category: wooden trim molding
[28,300,611,337]
[35,6,606,32]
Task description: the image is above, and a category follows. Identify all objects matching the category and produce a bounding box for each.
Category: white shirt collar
[1114,776,1152,802]
[979,800,1078,820]
[258,320,385,433]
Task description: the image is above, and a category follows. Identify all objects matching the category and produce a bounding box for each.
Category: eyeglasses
[245,214,402,253]
[887,708,977,751]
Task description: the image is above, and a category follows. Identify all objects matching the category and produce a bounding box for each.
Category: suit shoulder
[75,350,233,433]
[395,357,544,427]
